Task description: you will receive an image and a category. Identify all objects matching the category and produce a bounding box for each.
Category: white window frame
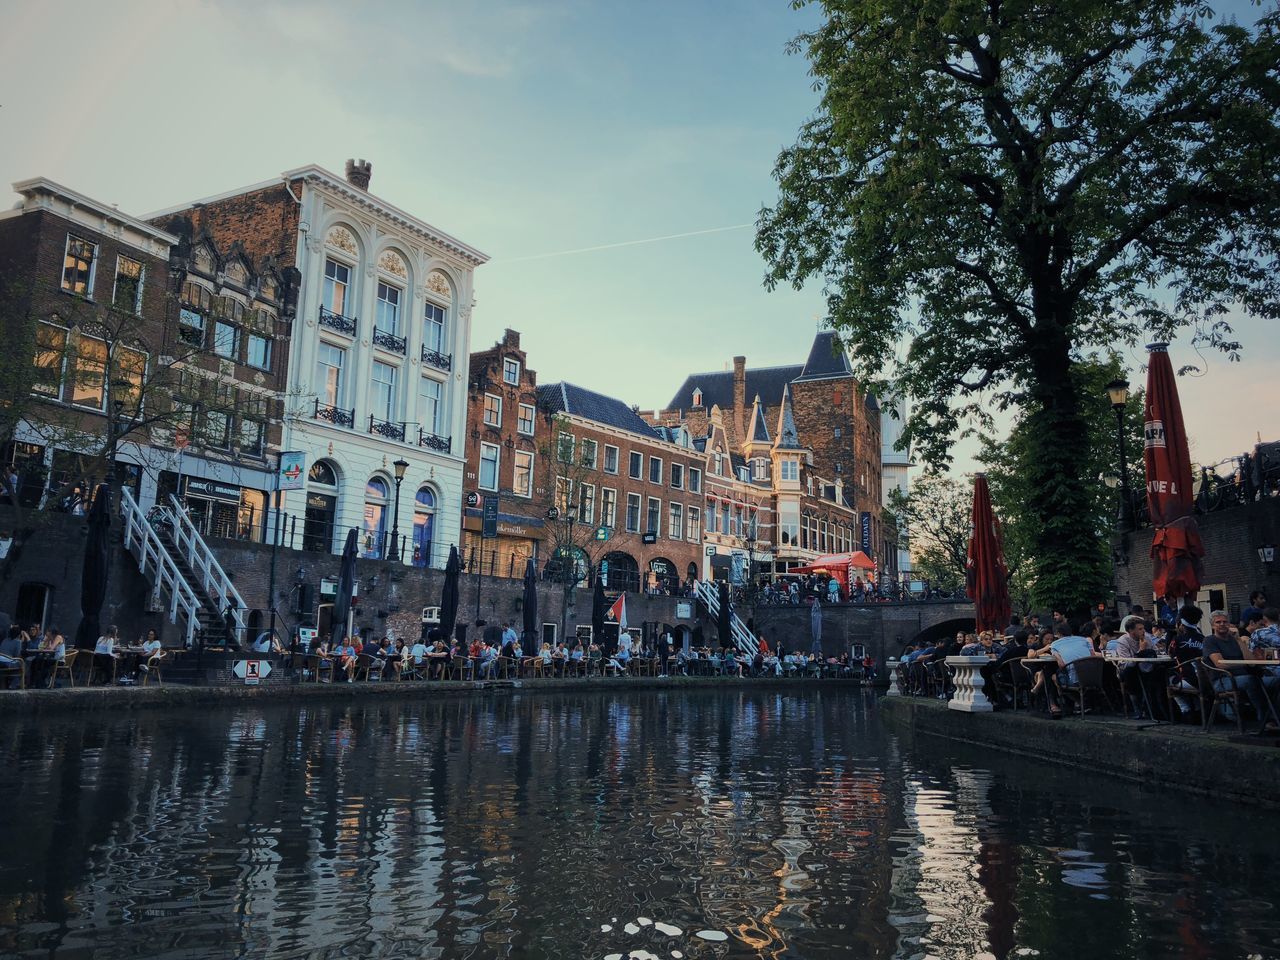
[517,403,536,436]
[689,467,701,493]
[557,433,575,464]
[423,300,447,353]
[646,497,661,535]
[323,258,351,316]
[61,234,97,297]
[246,333,272,371]
[601,487,617,528]
[603,444,619,474]
[112,255,144,315]
[578,482,595,524]
[625,493,642,533]
[371,360,398,421]
[648,456,662,484]
[375,280,402,335]
[687,506,701,541]
[503,356,521,385]
[580,438,598,470]
[628,450,643,479]
[670,462,684,490]
[668,502,682,540]
[316,341,345,407]
[513,450,535,498]
[479,442,500,491]
[781,459,799,481]
[419,376,443,434]
[483,393,502,427]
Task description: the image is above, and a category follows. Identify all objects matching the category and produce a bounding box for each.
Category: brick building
[148,160,487,569]
[646,330,885,582]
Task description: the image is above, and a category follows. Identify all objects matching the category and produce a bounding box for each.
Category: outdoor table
[1106,656,1174,722]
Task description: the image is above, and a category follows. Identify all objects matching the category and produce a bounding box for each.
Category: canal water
[1,689,1276,959]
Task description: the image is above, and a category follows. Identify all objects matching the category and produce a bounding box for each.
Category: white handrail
[120,487,201,647]
[697,580,758,657]
[166,494,247,642]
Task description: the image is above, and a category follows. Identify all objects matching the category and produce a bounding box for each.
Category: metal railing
[421,346,452,371]
[418,429,451,453]
[318,305,357,336]
[167,494,247,642]
[372,328,406,354]
[121,487,201,647]
[314,399,355,428]
[368,415,408,442]
[696,579,758,658]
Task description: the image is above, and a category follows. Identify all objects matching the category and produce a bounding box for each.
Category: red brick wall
[177,182,302,269]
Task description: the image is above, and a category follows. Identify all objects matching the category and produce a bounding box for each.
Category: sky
[1,0,1275,475]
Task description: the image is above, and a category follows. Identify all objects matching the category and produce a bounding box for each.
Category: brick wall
[174,182,302,270]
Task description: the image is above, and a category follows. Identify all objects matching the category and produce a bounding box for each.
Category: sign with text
[184,477,241,503]
[860,512,872,553]
[466,491,481,508]
[279,451,306,491]
[482,495,499,538]
[233,659,272,685]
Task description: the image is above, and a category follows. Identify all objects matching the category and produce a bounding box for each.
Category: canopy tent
[788,551,876,594]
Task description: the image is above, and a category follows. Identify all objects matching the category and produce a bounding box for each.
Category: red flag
[1143,343,1204,601]
[965,474,1011,633]
[607,593,628,631]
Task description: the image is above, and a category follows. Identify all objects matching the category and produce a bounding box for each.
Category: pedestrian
[657,628,671,677]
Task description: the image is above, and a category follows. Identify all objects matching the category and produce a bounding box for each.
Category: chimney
[732,356,747,440]
[344,158,372,190]
[502,328,521,349]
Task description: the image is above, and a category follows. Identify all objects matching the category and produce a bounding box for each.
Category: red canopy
[965,473,1011,633]
[790,551,876,593]
[1144,344,1204,601]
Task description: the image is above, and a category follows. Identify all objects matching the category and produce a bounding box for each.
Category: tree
[758,1,1280,612]
[885,475,971,594]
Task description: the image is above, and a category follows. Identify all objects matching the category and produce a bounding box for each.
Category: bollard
[886,658,901,696]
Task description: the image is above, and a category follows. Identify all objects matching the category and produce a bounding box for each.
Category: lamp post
[390,458,408,561]
[559,503,578,649]
[1105,378,1134,530]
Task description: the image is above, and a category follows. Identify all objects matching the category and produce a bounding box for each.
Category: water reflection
[0,691,1276,959]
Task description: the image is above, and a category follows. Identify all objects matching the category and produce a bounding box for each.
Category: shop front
[461,510,545,579]
[158,471,268,543]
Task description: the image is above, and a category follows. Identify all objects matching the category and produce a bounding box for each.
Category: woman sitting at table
[0,625,25,687]
[722,647,742,677]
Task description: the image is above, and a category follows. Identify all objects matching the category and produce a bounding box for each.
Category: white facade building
[880,394,912,576]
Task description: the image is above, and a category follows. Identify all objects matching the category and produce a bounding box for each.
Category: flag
[607,593,628,631]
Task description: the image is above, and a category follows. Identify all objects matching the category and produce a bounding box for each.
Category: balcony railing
[368,415,407,442]
[318,305,357,336]
[372,328,406,354]
[313,399,355,428]
[421,346,452,372]
[418,429,451,453]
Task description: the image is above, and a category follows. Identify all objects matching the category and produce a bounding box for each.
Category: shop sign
[650,558,673,576]
[184,477,241,503]
[279,451,306,491]
[675,601,693,620]
[860,512,872,552]
[482,495,499,538]
[496,521,533,538]
[705,545,716,556]
[466,491,481,508]
[642,532,657,545]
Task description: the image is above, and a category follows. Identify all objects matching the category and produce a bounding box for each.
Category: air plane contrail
[494,223,753,264]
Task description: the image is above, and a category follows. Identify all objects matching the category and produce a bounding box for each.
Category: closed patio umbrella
[1144,343,1204,602]
[591,575,607,654]
[717,580,732,650]
[810,595,823,655]
[965,473,1011,633]
[522,558,538,652]
[332,528,358,647]
[73,483,112,651]
[439,545,461,646]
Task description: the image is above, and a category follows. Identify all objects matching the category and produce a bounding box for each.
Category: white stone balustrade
[945,656,994,713]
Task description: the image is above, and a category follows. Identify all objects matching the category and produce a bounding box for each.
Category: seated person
[477,641,499,679]
[409,637,429,674]
[1248,608,1280,678]
[1204,609,1279,734]
[94,625,120,658]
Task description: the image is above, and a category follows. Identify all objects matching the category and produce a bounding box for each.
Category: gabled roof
[664,364,803,413]
[794,330,853,382]
[537,382,659,438]
[773,385,803,450]
[748,395,771,444]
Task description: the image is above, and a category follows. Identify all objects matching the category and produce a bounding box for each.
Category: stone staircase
[695,579,758,657]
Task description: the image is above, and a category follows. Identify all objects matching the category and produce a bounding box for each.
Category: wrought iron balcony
[368,415,407,442]
[372,328,406,354]
[318,305,357,336]
[418,429,451,454]
[421,346,452,372]
[313,399,355,428]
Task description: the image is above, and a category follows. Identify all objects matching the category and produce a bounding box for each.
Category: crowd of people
[0,614,166,689]
[896,593,1280,734]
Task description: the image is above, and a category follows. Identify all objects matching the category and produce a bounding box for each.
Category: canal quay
[2,686,1278,960]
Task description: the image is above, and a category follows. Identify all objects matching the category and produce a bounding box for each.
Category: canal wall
[880,695,1280,810]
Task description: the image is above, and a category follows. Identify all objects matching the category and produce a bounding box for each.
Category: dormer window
[692,388,703,406]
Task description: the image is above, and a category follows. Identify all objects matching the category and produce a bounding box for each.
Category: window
[513,450,534,498]
[687,506,701,541]
[213,321,240,360]
[479,442,500,490]
[706,503,718,534]
[670,463,684,489]
[731,507,742,537]
[371,361,397,420]
[246,334,272,371]
[834,426,842,438]
[363,477,389,559]
[518,403,535,436]
[557,432,575,463]
[781,521,798,545]
[712,452,723,476]
[323,259,350,315]
[61,235,96,296]
[577,483,595,524]
[603,444,619,474]
[33,323,66,397]
[238,418,264,457]
[115,347,146,411]
[179,308,205,347]
[316,342,344,407]
[646,497,661,534]
[375,281,401,335]
[689,467,701,493]
[68,335,107,409]
[555,476,574,513]
[419,377,442,434]
[628,451,642,479]
[669,502,683,540]
[483,393,502,427]
[413,487,436,568]
[601,488,617,528]
[580,438,597,469]
[781,459,799,481]
[648,456,662,484]
[203,409,231,449]
[625,493,641,533]
[721,503,730,536]
[503,357,521,385]
[112,256,143,313]
[751,459,765,480]
[423,301,446,352]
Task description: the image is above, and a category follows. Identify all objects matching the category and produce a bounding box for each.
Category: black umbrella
[439,545,461,646]
[717,580,732,652]
[73,483,112,651]
[332,528,357,647]
[521,557,538,652]
[591,575,607,654]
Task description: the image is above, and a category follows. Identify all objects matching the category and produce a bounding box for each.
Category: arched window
[422,270,453,359]
[303,459,340,553]
[362,476,389,559]
[412,486,436,568]
[308,460,338,486]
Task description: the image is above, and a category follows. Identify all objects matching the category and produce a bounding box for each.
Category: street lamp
[1105,378,1134,530]
[390,458,409,561]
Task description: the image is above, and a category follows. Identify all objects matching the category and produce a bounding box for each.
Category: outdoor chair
[0,659,24,690]
[495,656,515,679]
[91,652,118,686]
[1058,657,1116,718]
[993,660,1033,711]
[48,650,78,689]
[1195,660,1245,735]
[140,653,164,686]
[355,654,383,682]
[305,654,333,684]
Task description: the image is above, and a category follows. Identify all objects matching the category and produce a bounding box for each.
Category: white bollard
[945,656,994,712]
[886,658,901,696]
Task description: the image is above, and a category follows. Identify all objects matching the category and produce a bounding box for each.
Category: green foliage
[759,0,1280,610]
[886,475,971,593]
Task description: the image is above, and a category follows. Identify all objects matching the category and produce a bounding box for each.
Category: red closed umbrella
[965,474,1011,632]
[1143,343,1204,602]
